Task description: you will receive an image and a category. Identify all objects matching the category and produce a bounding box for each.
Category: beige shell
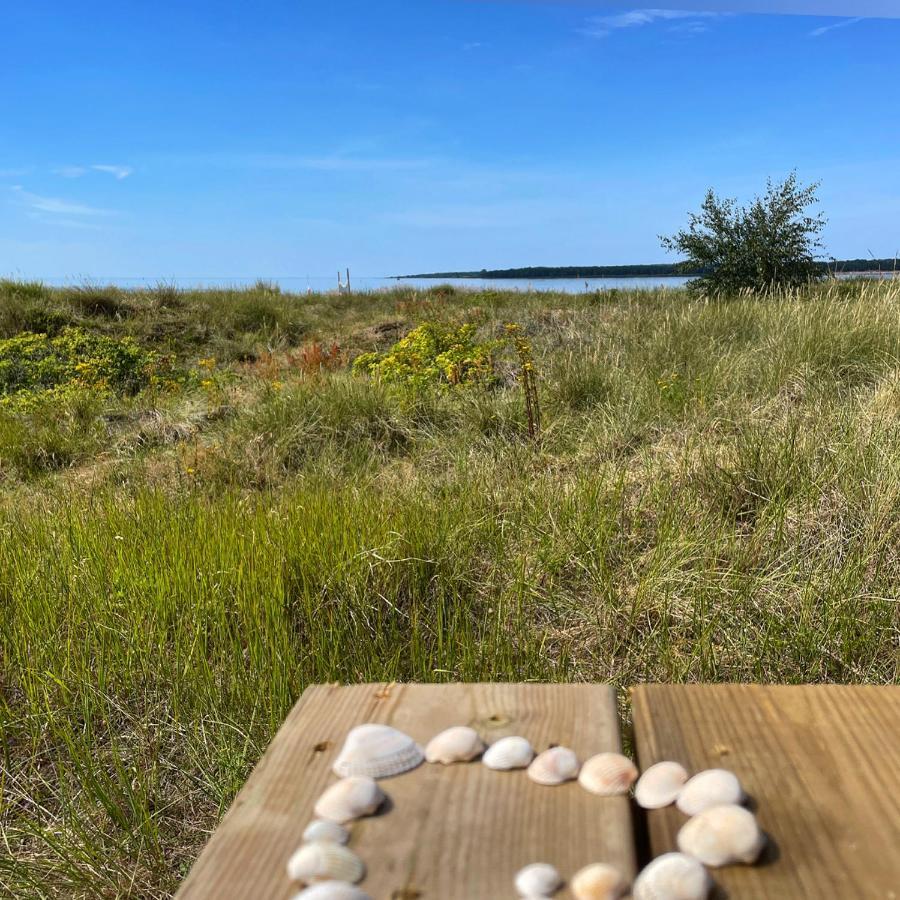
[676,769,744,816]
[425,726,485,764]
[527,746,580,785]
[291,882,372,900]
[286,841,365,885]
[514,862,562,897]
[332,724,424,779]
[482,736,534,770]
[578,753,639,797]
[314,776,385,824]
[677,803,765,867]
[302,820,350,844]
[634,761,689,809]
[632,852,711,900]
[570,863,628,900]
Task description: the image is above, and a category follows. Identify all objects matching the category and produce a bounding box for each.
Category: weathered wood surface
[177,683,636,899]
[631,684,900,899]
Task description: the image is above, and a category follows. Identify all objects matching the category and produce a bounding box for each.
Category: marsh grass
[0,278,898,897]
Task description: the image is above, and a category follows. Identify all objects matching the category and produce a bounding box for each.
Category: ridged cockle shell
[286,841,365,885]
[570,863,628,900]
[314,776,385,824]
[291,882,372,900]
[514,862,562,897]
[332,724,424,779]
[302,820,350,844]
[634,761,688,809]
[482,736,534,770]
[425,726,485,764]
[632,852,711,900]
[676,769,744,816]
[677,803,765,867]
[527,746,580,785]
[578,753,638,796]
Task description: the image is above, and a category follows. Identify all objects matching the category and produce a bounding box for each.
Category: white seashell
[570,863,628,900]
[287,841,365,885]
[482,736,534,770]
[527,746,580,785]
[302,820,350,844]
[425,726,485,764]
[514,862,562,897]
[578,753,639,796]
[676,769,744,816]
[632,852,711,900]
[314,776,385,824]
[332,724,424,779]
[291,882,372,900]
[677,803,765,867]
[634,761,688,809]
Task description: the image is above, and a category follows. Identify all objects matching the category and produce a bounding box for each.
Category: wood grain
[631,684,900,899]
[177,683,636,899]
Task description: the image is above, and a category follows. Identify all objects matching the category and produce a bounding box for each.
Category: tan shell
[332,724,424,779]
[302,820,350,844]
[527,746,580,785]
[482,736,534,770]
[677,803,765,867]
[286,841,365,885]
[514,862,562,897]
[632,852,711,900]
[425,726,485,764]
[578,753,638,796]
[634,761,688,809]
[570,863,628,900]
[313,776,385,824]
[291,882,372,900]
[676,769,744,816]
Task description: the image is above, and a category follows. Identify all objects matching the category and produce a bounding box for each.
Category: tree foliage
[661,172,827,294]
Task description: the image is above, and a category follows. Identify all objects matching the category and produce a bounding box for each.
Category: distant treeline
[399,259,899,280]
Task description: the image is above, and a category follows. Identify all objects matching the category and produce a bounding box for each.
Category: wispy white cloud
[809,16,864,36]
[92,164,133,179]
[0,167,33,178]
[11,186,114,217]
[581,8,721,38]
[463,41,486,51]
[55,165,88,178]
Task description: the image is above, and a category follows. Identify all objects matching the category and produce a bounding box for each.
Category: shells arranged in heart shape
[570,863,628,900]
[527,746,580,785]
[425,726,485,764]
[482,736,535,770]
[676,769,744,816]
[578,753,639,797]
[302,820,350,845]
[314,777,385,824]
[677,803,765,867]
[634,761,689,809]
[632,852,711,900]
[514,862,563,897]
[332,724,424,779]
[287,841,365,885]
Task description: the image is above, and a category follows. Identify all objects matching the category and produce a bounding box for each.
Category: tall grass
[0,278,898,897]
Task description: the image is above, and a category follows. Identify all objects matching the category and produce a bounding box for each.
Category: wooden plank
[631,684,900,899]
[177,683,636,899]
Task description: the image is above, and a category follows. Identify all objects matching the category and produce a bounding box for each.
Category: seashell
[634,761,688,809]
[287,841,365,886]
[514,862,562,897]
[314,776,385,824]
[632,852,711,900]
[676,769,744,816]
[302,820,350,844]
[677,803,765,867]
[291,882,372,900]
[570,863,627,900]
[527,746,580,785]
[332,724,424,779]
[482,736,534,771]
[578,753,639,797]
[425,726,485,764]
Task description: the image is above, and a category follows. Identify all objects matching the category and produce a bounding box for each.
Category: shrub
[661,172,826,294]
[352,322,499,390]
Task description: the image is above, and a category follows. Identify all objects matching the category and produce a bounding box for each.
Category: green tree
[661,172,826,294]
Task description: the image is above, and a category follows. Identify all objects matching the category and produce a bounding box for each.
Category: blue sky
[2,1,898,280]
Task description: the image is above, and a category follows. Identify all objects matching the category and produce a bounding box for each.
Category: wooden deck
[177,683,900,899]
